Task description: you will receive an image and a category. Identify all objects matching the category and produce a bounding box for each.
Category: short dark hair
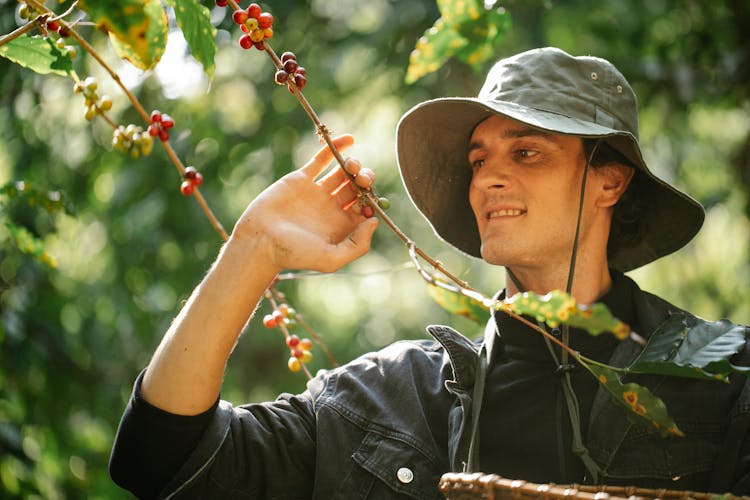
[583,139,645,251]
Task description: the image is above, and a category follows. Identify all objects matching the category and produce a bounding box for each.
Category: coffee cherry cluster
[147,110,175,142]
[232,3,274,51]
[180,166,204,196]
[18,3,72,37]
[262,304,315,373]
[273,52,307,92]
[17,2,38,21]
[112,124,154,158]
[357,197,390,218]
[73,77,112,121]
[262,303,296,330]
[286,335,314,373]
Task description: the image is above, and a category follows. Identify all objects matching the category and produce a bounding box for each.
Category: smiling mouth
[487,209,524,220]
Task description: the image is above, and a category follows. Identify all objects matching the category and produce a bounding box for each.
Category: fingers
[300,134,354,179]
[319,157,376,199]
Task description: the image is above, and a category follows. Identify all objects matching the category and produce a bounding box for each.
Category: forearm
[139,134,375,415]
[141,233,280,415]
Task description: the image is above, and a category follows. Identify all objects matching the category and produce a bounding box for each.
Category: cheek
[468,185,483,223]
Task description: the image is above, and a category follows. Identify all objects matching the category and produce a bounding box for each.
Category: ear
[594,164,634,208]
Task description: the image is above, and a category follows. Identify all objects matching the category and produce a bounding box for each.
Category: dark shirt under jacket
[479,277,631,483]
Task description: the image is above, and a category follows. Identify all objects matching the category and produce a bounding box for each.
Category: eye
[515,149,539,161]
[470,158,485,169]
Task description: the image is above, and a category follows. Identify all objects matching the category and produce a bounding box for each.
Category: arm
[141,134,379,415]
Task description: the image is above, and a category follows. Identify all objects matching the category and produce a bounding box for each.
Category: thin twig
[0,14,49,47]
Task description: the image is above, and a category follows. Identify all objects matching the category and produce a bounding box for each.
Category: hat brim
[396,98,705,272]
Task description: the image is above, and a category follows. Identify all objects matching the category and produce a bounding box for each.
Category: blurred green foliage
[0,0,748,497]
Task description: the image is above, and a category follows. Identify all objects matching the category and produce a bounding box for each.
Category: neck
[504,260,613,304]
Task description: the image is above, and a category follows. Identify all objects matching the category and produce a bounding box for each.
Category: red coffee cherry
[258,12,273,29]
[247,3,261,19]
[239,33,253,49]
[233,9,249,25]
[180,180,194,196]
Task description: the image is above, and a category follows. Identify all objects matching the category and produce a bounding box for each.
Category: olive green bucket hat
[396,47,704,272]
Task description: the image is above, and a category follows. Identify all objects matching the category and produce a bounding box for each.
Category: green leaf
[406,1,511,84]
[426,282,490,324]
[0,34,72,76]
[437,0,484,25]
[502,290,630,339]
[585,363,684,437]
[79,0,167,70]
[453,9,511,68]
[405,18,467,84]
[628,313,748,382]
[164,0,217,79]
[4,223,57,269]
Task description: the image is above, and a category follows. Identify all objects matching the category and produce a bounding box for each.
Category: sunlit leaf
[0,34,72,76]
[628,313,748,381]
[80,0,167,70]
[4,223,57,269]
[437,0,485,24]
[406,1,511,84]
[164,0,217,79]
[426,282,490,324]
[502,290,630,339]
[585,363,683,437]
[454,9,511,68]
[405,18,467,84]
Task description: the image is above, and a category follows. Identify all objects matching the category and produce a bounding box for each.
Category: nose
[471,160,510,192]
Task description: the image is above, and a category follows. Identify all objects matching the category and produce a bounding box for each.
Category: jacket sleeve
[109,370,219,499]
[109,370,319,499]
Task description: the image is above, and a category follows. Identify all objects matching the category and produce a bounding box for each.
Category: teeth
[489,209,522,218]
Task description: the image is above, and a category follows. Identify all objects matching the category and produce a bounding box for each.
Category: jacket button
[396,467,414,484]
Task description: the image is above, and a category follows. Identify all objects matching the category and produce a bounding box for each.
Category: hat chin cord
[469,140,604,483]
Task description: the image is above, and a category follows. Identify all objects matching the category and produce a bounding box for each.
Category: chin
[479,246,511,267]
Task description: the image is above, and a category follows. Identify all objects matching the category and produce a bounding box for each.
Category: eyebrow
[468,127,557,154]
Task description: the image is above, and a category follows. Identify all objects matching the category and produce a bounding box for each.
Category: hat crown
[479,47,640,140]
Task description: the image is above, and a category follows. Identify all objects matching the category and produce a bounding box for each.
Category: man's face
[468,115,595,272]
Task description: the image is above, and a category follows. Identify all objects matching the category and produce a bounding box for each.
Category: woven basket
[439,472,749,500]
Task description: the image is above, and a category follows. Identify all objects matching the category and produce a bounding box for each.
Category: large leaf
[164,0,217,79]
[405,0,510,84]
[502,290,630,339]
[426,282,490,324]
[0,34,72,76]
[80,0,167,70]
[585,363,683,437]
[628,313,749,382]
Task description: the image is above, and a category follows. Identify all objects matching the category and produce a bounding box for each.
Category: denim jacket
[142,280,750,499]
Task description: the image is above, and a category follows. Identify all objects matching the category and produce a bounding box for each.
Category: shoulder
[308,338,447,397]
[305,337,455,429]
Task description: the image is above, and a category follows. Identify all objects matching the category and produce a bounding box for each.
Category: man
[110,48,750,498]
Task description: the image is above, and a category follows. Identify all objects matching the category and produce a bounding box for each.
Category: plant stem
[0,15,45,48]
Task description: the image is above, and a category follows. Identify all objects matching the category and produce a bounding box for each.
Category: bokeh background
[1,0,748,497]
